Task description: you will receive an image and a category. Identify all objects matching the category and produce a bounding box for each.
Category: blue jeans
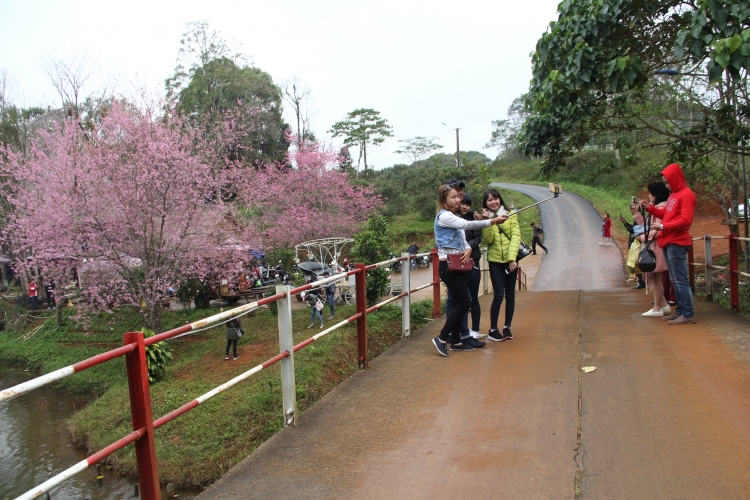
[310,306,323,325]
[664,244,694,318]
[327,293,335,317]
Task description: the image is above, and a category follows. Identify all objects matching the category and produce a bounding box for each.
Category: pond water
[0,366,198,499]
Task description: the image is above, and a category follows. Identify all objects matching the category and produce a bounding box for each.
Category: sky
[0,0,561,169]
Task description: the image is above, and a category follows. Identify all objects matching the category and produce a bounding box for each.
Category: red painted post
[431,248,441,319]
[688,241,695,292]
[729,235,740,313]
[124,331,160,499]
[354,264,368,369]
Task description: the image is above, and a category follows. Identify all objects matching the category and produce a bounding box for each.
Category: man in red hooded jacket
[642,163,696,324]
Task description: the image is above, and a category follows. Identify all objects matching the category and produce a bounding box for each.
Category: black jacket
[461,211,482,262]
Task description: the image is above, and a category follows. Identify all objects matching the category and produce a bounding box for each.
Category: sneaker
[307,323,314,329]
[469,330,482,339]
[329,316,335,320]
[233,355,240,360]
[502,327,513,340]
[320,324,324,329]
[465,337,486,348]
[668,315,696,325]
[661,305,671,314]
[632,284,646,289]
[662,312,680,321]
[488,329,505,342]
[545,248,549,254]
[598,243,604,246]
[432,336,448,357]
[225,356,229,361]
[450,342,476,352]
[642,309,663,317]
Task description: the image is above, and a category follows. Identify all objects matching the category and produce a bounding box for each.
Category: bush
[141,327,173,384]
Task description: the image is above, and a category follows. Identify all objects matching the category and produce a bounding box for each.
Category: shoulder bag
[636,208,657,273]
[447,254,474,272]
[497,224,532,262]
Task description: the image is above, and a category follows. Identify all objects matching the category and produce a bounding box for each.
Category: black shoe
[465,337,486,348]
[532,252,537,255]
[632,284,646,289]
[502,327,513,340]
[544,248,549,254]
[432,336,448,357]
[233,355,240,360]
[449,342,476,352]
[488,329,505,342]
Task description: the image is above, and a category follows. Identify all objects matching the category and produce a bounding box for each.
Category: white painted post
[401,252,411,338]
[704,236,713,301]
[276,284,297,427]
[482,247,489,295]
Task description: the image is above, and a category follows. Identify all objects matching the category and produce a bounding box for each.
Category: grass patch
[1,299,434,487]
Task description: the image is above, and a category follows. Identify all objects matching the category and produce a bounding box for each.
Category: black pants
[226,339,237,356]
[467,267,481,332]
[532,236,547,254]
[488,262,517,330]
[46,292,55,308]
[438,261,470,343]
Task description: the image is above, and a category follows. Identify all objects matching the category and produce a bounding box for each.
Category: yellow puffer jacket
[482,214,521,263]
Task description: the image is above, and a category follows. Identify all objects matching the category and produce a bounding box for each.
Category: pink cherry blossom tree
[247,135,383,249]
[1,100,259,331]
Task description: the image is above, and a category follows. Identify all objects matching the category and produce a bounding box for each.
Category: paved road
[197,291,750,500]
[493,183,625,290]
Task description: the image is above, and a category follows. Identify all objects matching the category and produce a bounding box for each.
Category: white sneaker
[307,323,314,329]
[642,309,664,317]
[661,305,671,314]
[320,324,324,329]
[469,330,484,339]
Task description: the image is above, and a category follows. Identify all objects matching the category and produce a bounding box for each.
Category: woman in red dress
[599,213,612,246]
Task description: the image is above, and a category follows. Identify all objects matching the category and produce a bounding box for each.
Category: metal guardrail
[4,251,442,500]
[688,234,749,313]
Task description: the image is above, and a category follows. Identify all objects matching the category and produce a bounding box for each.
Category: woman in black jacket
[460,194,484,339]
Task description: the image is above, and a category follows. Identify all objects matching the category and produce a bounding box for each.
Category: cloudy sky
[0,0,560,169]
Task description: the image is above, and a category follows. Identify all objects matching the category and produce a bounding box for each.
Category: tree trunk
[363,141,368,171]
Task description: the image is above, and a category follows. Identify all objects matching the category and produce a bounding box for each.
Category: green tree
[329,108,393,172]
[395,136,443,167]
[352,214,393,305]
[167,21,289,165]
[486,96,528,158]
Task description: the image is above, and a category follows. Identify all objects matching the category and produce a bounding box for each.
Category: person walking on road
[482,189,521,342]
[530,222,548,254]
[641,163,697,325]
[225,318,244,360]
[635,182,671,317]
[599,214,613,246]
[431,184,507,357]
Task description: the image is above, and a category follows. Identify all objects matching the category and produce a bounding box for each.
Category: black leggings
[438,261,471,343]
[488,262,517,330]
[467,267,481,332]
[226,339,237,356]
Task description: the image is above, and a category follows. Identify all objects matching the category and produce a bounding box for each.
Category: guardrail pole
[482,247,488,295]
[431,248,440,319]
[688,241,695,292]
[276,284,297,427]
[123,331,160,500]
[401,252,411,338]
[730,235,740,313]
[704,236,713,301]
[355,264,368,369]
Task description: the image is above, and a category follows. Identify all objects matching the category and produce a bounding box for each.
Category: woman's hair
[647,181,670,204]
[605,213,610,218]
[437,184,459,213]
[482,189,506,210]
[461,193,473,207]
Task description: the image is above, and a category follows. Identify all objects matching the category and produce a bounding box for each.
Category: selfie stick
[508,183,562,216]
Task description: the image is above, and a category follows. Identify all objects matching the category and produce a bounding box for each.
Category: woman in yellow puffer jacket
[481,189,521,342]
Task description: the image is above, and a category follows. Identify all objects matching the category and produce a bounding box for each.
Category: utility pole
[455,128,461,168]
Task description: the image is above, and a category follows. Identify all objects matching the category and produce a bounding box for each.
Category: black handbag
[637,208,657,273]
[497,225,532,262]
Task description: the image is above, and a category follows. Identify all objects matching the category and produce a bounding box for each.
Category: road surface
[493,183,625,290]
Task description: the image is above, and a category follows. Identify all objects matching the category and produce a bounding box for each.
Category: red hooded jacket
[646,163,695,248]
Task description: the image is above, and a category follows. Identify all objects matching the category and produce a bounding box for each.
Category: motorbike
[389,253,402,273]
[417,255,430,268]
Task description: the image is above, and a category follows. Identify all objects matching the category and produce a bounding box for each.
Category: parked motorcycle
[389,253,402,273]
[417,255,430,268]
